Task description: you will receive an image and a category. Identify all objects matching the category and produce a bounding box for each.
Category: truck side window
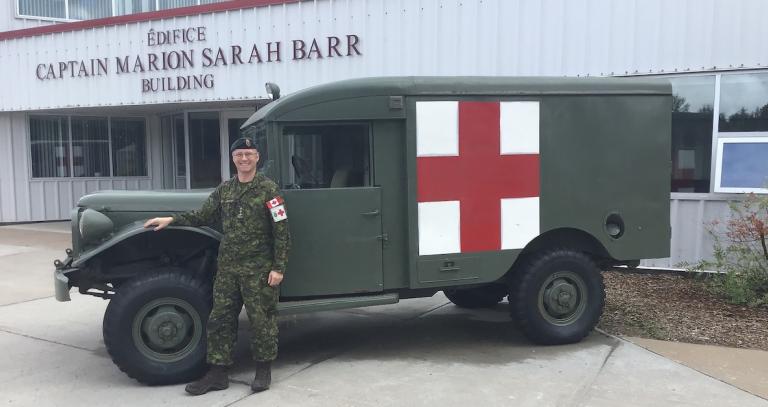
[283,124,370,189]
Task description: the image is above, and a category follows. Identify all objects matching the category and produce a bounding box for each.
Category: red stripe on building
[0,0,298,41]
[416,101,540,253]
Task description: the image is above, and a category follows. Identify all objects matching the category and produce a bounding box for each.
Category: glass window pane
[174,115,186,177]
[30,116,70,178]
[228,118,247,177]
[241,124,270,177]
[115,0,157,15]
[719,73,768,132]
[158,0,197,10]
[282,124,370,189]
[111,118,147,177]
[71,117,110,177]
[719,140,768,190]
[669,76,715,193]
[69,0,113,19]
[19,0,66,18]
[188,112,220,188]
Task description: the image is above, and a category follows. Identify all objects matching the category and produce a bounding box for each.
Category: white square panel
[416,101,459,157]
[500,101,540,155]
[418,200,461,255]
[501,197,540,250]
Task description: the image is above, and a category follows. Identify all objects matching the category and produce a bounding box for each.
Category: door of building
[187,111,221,189]
[219,110,254,180]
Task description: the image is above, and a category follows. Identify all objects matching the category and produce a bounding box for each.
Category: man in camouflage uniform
[144,137,290,395]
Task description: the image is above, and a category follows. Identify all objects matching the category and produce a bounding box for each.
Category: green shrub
[693,193,768,307]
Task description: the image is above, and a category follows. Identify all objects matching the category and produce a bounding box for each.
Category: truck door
[278,123,383,297]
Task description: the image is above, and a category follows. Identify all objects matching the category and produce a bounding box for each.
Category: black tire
[103,270,211,385]
[444,285,507,309]
[511,250,605,345]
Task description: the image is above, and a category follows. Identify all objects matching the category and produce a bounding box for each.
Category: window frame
[27,113,151,180]
[713,134,768,194]
[626,68,768,196]
[278,121,374,190]
[15,0,216,22]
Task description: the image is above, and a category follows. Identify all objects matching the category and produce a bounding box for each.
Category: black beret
[230,137,258,154]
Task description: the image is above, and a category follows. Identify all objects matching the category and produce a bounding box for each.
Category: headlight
[78,209,114,244]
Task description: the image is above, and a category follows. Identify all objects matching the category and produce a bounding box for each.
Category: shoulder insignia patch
[266,196,287,222]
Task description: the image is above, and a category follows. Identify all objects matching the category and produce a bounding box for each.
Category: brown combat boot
[185,365,229,395]
[251,361,272,392]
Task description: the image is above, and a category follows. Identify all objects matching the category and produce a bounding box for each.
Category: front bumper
[54,256,76,302]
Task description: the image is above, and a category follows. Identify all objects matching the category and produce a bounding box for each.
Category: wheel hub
[140,304,192,351]
[545,279,578,315]
[538,271,588,325]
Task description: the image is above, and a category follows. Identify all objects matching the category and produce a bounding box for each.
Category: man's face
[232,148,259,174]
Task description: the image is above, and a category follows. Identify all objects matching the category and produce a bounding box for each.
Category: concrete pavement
[0,222,766,407]
[627,337,768,401]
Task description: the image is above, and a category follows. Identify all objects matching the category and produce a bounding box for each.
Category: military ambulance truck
[54,77,671,384]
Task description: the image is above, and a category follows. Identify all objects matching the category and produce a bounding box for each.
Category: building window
[669,76,716,193]
[71,117,109,177]
[283,124,370,189]
[17,0,224,20]
[174,115,186,177]
[719,73,768,132]
[30,116,70,178]
[714,137,768,193]
[18,0,65,19]
[112,118,148,176]
[115,0,157,15]
[29,115,148,179]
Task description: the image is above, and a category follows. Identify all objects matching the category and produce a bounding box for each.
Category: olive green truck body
[53,77,671,384]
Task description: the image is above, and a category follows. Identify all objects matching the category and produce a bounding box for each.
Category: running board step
[277,293,399,316]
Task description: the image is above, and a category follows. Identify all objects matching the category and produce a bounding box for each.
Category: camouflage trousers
[206,267,279,366]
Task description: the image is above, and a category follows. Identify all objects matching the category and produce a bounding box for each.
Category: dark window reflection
[669,76,715,192]
[719,73,768,132]
[188,112,221,188]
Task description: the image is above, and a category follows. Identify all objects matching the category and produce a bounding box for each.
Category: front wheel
[511,250,605,345]
[103,270,211,385]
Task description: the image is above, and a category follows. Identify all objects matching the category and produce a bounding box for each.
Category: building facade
[0,0,767,268]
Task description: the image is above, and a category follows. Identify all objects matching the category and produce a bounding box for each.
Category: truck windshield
[241,124,273,178]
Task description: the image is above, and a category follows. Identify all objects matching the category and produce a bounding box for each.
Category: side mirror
[265,82,281,100]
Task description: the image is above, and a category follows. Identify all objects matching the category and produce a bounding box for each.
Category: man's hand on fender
[268,270,284,287]
[144,217,173,231]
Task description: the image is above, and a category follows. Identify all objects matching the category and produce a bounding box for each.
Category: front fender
[72,222,222,268]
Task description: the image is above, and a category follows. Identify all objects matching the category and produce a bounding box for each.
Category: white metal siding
[642,197,733,269]
[2,0,768,111]
[1,0,766,270]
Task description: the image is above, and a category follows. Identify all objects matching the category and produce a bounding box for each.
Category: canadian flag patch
[266,196,287,222]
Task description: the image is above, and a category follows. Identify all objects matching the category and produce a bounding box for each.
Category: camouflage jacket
[172,173,290,272]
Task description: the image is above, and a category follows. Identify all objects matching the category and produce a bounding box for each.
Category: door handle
[361,209,380,216]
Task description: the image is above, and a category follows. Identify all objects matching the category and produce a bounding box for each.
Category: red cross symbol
[417,101,540,253]
[277,208,285,217]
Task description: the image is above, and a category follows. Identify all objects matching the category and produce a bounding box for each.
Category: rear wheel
[103,270,211,385]
[443,285,507,309]
[511,250,605,345]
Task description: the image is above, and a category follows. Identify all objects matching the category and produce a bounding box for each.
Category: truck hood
[77,189,213,212]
